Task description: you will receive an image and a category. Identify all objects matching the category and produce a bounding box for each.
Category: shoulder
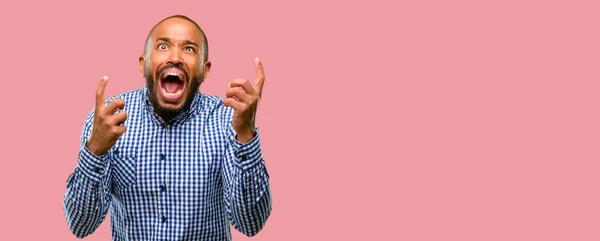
[198,94,234,118]
[200,94,223,105]
[109,88,144,104]
[201,94,228,110]
[100,88,145,113]
[84,88,144,118]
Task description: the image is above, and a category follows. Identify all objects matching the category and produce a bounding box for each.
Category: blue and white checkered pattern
[63,86,272,240]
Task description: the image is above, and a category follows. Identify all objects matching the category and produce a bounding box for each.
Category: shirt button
[113,149,119,156]
[159,154,165,160]
[161,215,166,223]
[160,185,166,192]
[241,155,247,161]
[94,167,102,173]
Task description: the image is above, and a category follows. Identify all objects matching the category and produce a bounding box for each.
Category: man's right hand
[86,76,128,156]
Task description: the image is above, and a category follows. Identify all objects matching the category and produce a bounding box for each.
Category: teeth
[161,87,183,97]
[165,89,183,96]
[164,71,181,78]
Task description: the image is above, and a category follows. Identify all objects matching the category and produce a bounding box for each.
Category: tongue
[164,81,182,93]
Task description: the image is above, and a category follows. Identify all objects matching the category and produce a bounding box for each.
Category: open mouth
[159,67,186,103]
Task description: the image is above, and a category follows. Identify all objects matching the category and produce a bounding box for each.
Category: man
[63,15,272,240]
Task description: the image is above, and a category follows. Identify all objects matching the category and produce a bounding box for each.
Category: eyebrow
[156,37,199,47]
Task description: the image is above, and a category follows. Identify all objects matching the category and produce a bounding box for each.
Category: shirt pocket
[109,145,138,190]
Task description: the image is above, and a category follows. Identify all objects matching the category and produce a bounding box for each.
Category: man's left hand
[224,57,266,143]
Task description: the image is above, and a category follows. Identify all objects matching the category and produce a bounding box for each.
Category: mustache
[155,64,189,81]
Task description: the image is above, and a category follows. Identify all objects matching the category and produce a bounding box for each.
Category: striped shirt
[63,86,272,240]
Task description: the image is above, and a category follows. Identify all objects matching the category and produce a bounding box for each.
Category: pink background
[1,0,599,240]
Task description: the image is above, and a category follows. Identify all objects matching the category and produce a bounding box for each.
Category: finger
[253,57,265,98]
[110,111,128,126]
[96,76,109,109]
[223,97,247,111]
[226,85,252,103]
[104,99,125,116]
[230,78,255,96]
[112,125,127,135]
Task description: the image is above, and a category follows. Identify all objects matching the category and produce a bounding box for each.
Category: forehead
[152,18,201,43]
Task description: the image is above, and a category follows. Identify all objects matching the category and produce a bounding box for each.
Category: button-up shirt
[63,86,272,240]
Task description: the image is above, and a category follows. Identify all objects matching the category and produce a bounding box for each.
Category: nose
[167,48,183,65]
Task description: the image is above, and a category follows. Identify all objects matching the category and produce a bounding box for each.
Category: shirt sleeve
[63,109,113,238]
[221,106,272,237]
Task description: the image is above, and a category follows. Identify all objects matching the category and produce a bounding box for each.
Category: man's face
[140,18,210,119]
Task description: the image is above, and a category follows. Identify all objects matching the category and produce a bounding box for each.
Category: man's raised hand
[224,57,266,143]
[86,76,128,156]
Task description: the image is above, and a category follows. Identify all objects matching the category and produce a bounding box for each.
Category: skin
[86,17,266,156]
[140,17,210,122]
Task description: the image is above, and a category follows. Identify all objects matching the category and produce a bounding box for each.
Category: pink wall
[1,0,599,240]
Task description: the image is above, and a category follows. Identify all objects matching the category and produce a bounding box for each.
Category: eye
[184,46,195,52]
[158,43,168,50]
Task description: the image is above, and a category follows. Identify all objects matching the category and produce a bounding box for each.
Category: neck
[146,93,184,124]
[156,110,179,124]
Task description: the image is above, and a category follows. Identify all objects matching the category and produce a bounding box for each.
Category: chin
[155,90,187,112]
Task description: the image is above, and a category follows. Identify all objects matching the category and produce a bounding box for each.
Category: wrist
[235,129,256,144]
[86,140,107,157]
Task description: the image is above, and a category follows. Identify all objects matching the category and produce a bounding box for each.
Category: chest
[107,113,228,197]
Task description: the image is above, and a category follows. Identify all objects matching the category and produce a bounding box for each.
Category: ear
[203,60,211,76]
[138,56,145,77]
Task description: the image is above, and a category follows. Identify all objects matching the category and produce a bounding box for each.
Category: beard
[145,63,203,119]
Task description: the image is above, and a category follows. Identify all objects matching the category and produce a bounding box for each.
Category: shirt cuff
[76,144,108,183]
[228,125,263,170]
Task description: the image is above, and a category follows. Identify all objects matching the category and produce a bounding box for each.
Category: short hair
[143,15,209,64]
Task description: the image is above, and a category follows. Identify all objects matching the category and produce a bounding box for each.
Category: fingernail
[103,76,109,80]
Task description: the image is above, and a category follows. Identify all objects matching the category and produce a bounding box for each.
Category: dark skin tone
[86,18,266,156]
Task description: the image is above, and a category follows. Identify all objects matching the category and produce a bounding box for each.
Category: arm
[221,57,272,236]
[63,76,127,238]
[63,110,112,238]
[222,108,272,237]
